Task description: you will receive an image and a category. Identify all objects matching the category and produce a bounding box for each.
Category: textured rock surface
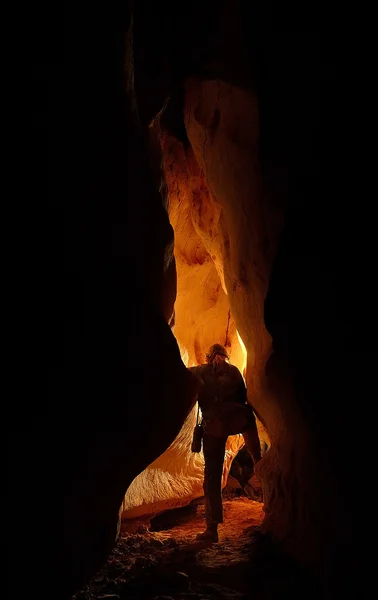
[121,128,271,521]
[122,407,244,519]
[73,499,320,600]
[183,77,330,583]
[162,132,246,372]
[27,1,369,598]
[185,79,278,400]
[25,6,199,599]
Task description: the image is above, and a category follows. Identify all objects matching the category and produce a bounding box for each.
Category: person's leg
[196,430,227,542]
[242,421,263,501]
[242,421,262,465]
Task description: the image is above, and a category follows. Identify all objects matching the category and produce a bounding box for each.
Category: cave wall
[120,129,250,521]
[121,116,276,522]
[185,81,275,397]
[27,0,369,597]
[163,129,270,449]
[116,70,281,521]
[257,27,369,596]
[162,131,246,371]
[27,3,199,598]
[182,62,348,595]
[178,18,365,598]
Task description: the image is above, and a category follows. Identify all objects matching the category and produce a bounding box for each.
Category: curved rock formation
[163,131,246,371]
[25,8,200,599]
[185,79,277,399]
[183,77,337,582]
[121,130,253,521]
[27,2,367,599]
[122,406,244,519]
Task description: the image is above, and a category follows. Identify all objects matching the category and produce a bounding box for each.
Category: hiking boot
[196,527,219,543]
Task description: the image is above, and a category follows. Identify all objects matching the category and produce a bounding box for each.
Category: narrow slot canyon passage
[71,124,317,600]
[24,2,372,600]
[118,121,270,528]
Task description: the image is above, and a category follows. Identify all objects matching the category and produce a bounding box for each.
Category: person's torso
[191,363,245,414]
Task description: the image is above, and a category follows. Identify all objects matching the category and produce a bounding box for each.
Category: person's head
[206,343,229,373]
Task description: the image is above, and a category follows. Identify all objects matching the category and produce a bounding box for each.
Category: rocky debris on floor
[121,518,152,534]
[72,499,322,600]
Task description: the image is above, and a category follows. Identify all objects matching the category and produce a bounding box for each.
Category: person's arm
[234,368,248,404]
[243,415,262,465]
[235,369,262,464]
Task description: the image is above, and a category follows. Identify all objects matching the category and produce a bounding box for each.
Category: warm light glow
[177,341,196,367]
[236,329,247,381]
[178,342,189,367]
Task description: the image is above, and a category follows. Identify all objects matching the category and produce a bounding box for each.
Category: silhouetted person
[189,343,262,542]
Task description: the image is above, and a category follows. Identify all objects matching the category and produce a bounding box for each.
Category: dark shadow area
[24,1,371,599]
[73,501,323,600]
[230,445,254,486]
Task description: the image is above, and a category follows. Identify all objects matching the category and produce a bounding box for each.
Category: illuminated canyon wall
[121,129,269,521]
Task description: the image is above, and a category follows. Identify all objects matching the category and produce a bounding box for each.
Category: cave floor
[73,496,321,600]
